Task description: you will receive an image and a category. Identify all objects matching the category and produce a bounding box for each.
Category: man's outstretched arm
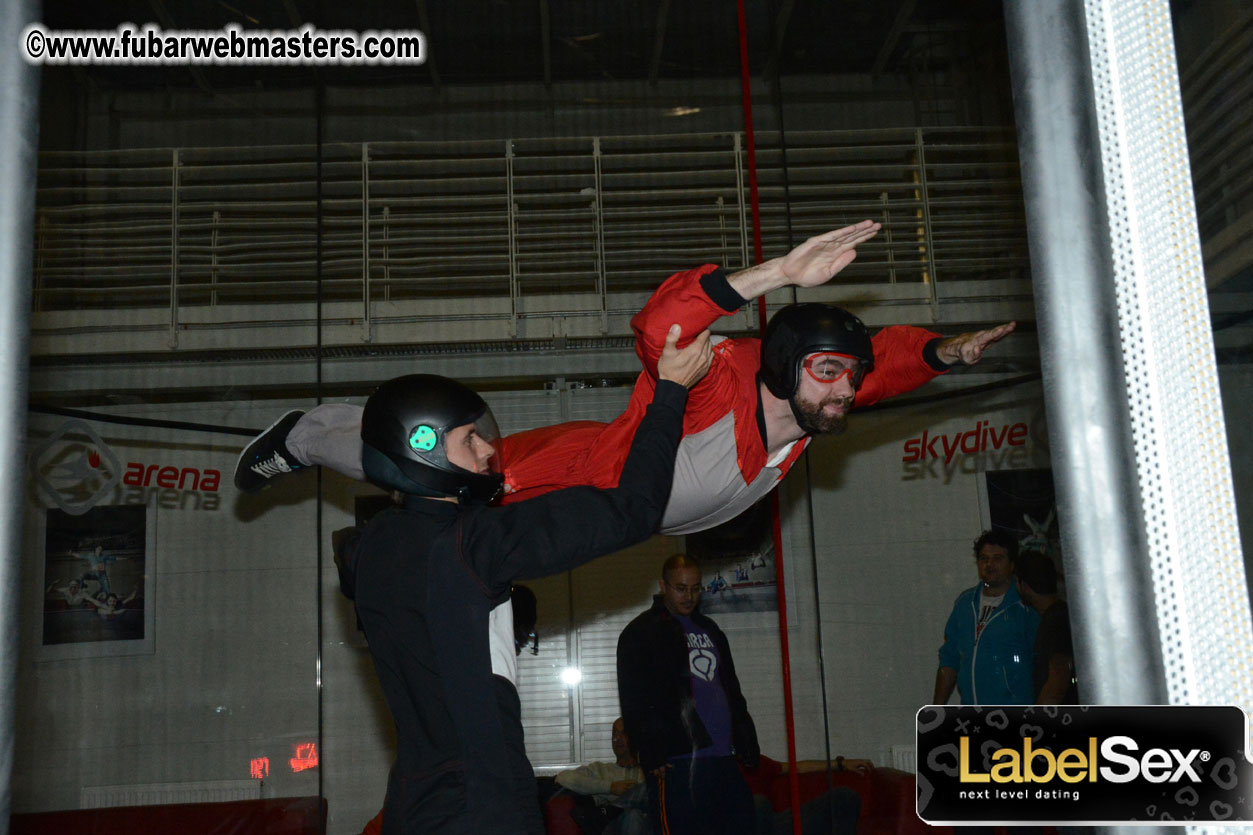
[725,219,881,299]
[856,320,1018,407]
[631,220,883,378]
[933,322,1017,366]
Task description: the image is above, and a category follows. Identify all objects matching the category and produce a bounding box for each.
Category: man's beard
[792,395,852,436]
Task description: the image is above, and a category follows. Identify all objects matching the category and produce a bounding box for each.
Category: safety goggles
[801,352,867,387]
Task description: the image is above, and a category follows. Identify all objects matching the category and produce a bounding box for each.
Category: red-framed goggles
[802,352,867,388]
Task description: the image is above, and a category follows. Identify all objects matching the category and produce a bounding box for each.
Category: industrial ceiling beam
[762,0,796,81]
[539,0,552,87]
[414,0,441,90]
[647,0,671,87]
[872,0,917,78]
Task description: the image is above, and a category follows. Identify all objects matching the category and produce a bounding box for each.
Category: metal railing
[33,127,1031,346]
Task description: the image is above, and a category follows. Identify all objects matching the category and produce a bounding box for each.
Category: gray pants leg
[286,403,366,481]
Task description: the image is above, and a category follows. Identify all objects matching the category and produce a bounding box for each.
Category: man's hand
[609,779,638,796]
[935,321,1016,366]
[649,764,672,779]
[779,220,881,288]
[727,219,881,299]
[656,324,713,389]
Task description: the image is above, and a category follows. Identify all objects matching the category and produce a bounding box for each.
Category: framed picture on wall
[38,504,155,661]
[684,498,779,617]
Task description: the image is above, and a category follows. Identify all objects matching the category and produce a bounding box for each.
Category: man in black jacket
[617,554,759,835]
[343,324,711,835]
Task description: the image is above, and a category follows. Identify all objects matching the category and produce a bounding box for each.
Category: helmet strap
[788,395,821,437]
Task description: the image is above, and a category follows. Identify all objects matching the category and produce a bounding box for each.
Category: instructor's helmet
[361,374,504,504]
[759,303,874,400]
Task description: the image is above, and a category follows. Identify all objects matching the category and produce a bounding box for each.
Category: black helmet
[360,374,504,504]
[759,303,873,400]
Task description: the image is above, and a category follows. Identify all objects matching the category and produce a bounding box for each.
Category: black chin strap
[789,394,823,437]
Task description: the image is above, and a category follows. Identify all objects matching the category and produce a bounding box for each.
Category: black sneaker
[234,410,306,493]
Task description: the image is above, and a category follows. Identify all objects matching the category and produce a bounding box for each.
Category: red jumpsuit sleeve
[630,264,747,423]
[630,264,734,375]
[855,325,949,407]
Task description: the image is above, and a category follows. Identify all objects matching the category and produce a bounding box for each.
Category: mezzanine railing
[33,127,1031,349]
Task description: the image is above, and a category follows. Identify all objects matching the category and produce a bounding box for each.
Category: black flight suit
[348,380,688,834]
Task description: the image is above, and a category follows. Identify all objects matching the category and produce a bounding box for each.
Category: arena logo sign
[118,460,222,511]
[122,462,221,492]
[31,419,223,514]
[900,419,1036,482]
[30,419,121,516]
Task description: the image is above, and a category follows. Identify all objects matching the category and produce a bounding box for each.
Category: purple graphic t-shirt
[674,613,733,758]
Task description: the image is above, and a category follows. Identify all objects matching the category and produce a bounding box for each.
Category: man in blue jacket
[933,530,1040,705]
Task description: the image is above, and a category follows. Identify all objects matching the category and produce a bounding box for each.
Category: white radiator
[81,779,261,809]
[890,743,916,773]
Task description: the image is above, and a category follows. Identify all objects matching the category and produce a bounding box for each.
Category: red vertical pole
[736,0,765,275]
[735,2,803,832]
[766,491,803,835]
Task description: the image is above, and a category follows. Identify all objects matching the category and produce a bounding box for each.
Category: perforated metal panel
[1082,0,1253,721]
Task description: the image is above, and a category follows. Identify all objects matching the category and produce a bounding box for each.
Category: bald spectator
[618,554,758,835]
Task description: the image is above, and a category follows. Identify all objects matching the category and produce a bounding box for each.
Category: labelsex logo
[960,736,1206,784]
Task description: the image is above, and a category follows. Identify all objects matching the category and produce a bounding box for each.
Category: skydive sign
[899,411,1051,482]
[916,705,1252,824]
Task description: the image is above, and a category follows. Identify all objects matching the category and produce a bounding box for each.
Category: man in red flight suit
[236,220,1013,534]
